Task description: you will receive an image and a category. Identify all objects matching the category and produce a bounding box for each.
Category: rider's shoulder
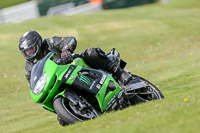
[45,36,76,43]
[44,36,59,44]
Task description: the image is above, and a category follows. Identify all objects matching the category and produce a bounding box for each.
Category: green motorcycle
[30,48,164,125]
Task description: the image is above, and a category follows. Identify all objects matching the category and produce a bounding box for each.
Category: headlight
[33,72,46,95]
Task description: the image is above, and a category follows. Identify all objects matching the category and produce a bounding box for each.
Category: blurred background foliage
[0,0,157,15]
[0,0,30,8]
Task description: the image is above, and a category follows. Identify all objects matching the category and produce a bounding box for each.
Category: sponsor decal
[106,92,124,110]
[117,91,123,99]
[69,76,74,80]
[96,84,101,89]
[89,81,96,90]
[107,95,116,105]
[62,65,76,82]
[96,73,107,90]
[64,69,72,79]
[111,102,118,110]
[106,102,113,110]
[106,95,117,110]
[100,74,107,84]
[80,75,91,85]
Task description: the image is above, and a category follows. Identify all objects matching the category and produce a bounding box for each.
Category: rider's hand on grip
[60,49,73,64]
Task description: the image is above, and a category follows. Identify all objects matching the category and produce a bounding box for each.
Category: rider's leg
[106,60,132,85]
[81,47,132,85]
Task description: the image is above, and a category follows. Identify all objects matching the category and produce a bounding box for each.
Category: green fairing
[95,74,121,112]
[30,53,122,112]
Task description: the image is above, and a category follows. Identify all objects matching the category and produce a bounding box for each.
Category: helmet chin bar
[25,46,37,56]
[23,44,39,62]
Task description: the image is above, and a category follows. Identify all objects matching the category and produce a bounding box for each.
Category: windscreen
[30,52,52,90]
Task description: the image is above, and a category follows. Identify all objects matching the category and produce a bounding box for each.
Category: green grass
[0,0,200,132]
[0,0,30,8]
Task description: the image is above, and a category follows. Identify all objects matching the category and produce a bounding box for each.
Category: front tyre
[53,97,99,125]
[134,75,164,100]
[125,75,164,105]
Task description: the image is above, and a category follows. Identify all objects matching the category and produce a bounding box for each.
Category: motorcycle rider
[18,30,132,125]
[19,30,132,85]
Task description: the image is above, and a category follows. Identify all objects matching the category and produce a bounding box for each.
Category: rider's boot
[107,61,132,86]
[120,70,133,85]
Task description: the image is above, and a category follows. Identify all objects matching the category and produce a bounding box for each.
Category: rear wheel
[53,97,99,125]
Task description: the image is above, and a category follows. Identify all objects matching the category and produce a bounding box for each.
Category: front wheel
[124,75,164,105]
[53,97,99,125]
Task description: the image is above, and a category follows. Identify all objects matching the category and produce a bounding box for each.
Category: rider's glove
[60,49,73,64]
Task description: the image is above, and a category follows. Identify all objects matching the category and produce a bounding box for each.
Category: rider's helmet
[19,31,43,62]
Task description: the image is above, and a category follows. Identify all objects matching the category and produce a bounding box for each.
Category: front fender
[54,90,66,101]
[54,87,80,105]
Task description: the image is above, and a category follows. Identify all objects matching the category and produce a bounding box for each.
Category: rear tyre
[53,97,99,125]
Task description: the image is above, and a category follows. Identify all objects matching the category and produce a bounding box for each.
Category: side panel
[63,67,106,95]
[61,65,123,112]
[95,74,122,112]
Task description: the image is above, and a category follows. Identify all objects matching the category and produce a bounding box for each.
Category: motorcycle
[30,48,164,126]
